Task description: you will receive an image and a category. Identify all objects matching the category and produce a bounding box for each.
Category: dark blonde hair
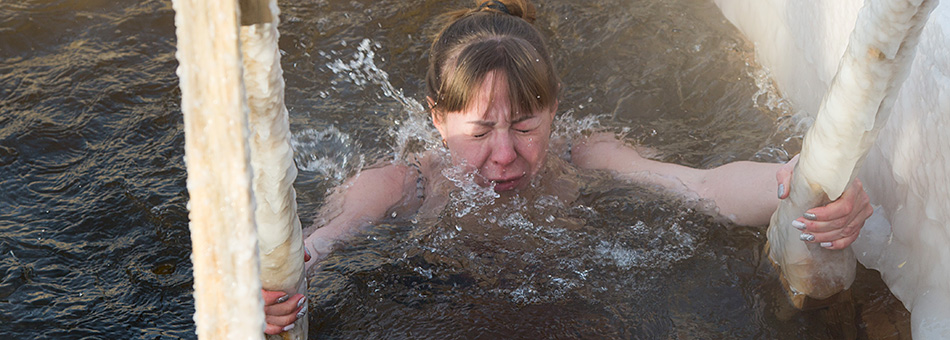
[427,0,559,121]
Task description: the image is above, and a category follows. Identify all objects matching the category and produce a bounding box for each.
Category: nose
[489,131,517,166]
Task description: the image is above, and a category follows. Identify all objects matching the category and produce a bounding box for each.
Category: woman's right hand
[261,244,311,334]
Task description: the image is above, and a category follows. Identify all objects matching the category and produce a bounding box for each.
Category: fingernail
[791,220,806,230]
[304,247,311,259]
[820,242,833,248]
[799,233,815,242]
[282,324,295,332]
[777,184,785,199]
[296,304,308,319]
[276,294,289,304]
[803,212,817,220]
[297,296,307,308]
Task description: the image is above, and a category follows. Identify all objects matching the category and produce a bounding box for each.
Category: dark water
[0,0,905,338]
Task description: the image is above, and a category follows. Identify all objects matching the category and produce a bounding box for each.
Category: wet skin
[432,70,556,192]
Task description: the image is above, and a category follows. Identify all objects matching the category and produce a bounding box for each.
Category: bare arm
[262,162,421,334]
[571,133,870,235]
[304,163,422,268]
[571,133,778,225]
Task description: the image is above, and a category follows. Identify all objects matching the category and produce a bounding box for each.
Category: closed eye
[512,116,540,134]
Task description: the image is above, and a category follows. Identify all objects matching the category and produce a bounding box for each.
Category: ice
[713,0,950,335]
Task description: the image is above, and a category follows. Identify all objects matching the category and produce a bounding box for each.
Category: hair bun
[474,0,536,23]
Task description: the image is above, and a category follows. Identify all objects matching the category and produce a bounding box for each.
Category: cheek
[518,133,550,164]
[450,142,490,168]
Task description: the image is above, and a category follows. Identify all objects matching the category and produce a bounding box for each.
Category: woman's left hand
[776,155,873,249]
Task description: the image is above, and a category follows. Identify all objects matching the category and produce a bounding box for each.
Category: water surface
[0,0,906,338]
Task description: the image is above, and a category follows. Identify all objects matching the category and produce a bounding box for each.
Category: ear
[427,96,448,139]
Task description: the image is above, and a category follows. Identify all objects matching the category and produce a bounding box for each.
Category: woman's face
[432,71,555,192]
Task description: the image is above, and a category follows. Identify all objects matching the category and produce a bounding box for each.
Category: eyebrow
[467,115,536,127]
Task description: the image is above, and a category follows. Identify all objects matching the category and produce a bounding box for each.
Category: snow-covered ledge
[713,0,950,337]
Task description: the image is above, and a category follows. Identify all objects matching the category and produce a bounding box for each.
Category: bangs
[434,37,557,119]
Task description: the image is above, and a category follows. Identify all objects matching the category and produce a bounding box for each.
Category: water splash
[594,221,697,270]
[290,126,364,186]
[441,164,498,218]
[750,64,791,117]
[551,111,607,142]
[748,60,807,161]
[323,39,439,157]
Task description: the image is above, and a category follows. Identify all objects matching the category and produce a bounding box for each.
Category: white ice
[713,0,950,337]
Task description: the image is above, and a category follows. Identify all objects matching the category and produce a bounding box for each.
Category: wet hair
[427,0,559,122]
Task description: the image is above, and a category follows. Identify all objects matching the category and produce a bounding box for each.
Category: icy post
[174,0,307,338]
[173,0,266,338]
[240,0,308,339]
[767,0,937,309]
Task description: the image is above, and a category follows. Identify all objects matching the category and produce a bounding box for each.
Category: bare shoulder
[570,132,646,171]
[347,160,423,202]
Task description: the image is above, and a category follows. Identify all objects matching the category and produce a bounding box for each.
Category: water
[0,0,907,338]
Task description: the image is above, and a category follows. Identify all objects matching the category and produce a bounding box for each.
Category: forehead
[471,71,508,108]
[454,71,535,121]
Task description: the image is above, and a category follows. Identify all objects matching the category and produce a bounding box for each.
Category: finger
[816,233,859,250]
[799,225,859,244]
[776,173,790,199]
[265,320,300,335]
[802,199,852,222]
[262,290,290,306]
[264,294,305,317]
[264,302,306,331]
[775,162,795,200]
[804,218,861,238]
[795,202,867,244]
[806,179,867,221]
[791,218,851,234]
[265,323,287,335]
[265,312,299,331]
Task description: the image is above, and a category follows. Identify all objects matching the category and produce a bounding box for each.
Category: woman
[262,0,873,334]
